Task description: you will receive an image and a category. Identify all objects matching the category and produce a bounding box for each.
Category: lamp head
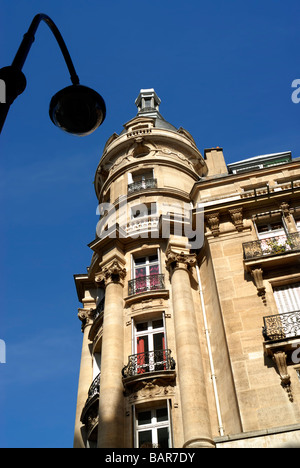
[49,84,106,136]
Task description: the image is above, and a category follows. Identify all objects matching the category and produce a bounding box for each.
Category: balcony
[80,373,100,442]
[243,233,300,260]
[89,297,105,341]
[122,349,176,379]
[128,274,165,296]
[263,310,300,341]
[262,311,300,402]
[128,178,157,195]
[124,215,159,237]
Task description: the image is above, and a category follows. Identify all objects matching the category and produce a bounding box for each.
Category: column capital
[78,308,94,331]
[95,258,126,287]
[165,247,197,274]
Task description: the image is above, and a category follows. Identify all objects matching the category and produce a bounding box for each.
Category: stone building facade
[73,89,300,448]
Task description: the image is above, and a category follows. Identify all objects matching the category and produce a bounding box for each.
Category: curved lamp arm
[0,13,106,136]
[12,13,80,85]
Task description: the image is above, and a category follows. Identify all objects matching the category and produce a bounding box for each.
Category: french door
[135,318,166,374]
[133,253,160,293]
[135,405,172,448]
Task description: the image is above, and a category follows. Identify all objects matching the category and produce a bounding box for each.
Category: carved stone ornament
[95,259,126,286]
[165,248,197,273]
[125,378,175,404]
[78,308,94,331]
[251,268,266,303]
[280,201,292,224]
[229,207,244,231]
[272,351,293,402]
[206,213,220,236]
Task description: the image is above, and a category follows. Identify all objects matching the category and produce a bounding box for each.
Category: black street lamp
[0,13,106,136]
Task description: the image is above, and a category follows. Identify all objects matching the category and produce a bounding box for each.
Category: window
[131,253,162,294]
[93,353,101,379]
[133,253,160,278]
[256,220,286,240]
[135,405,172,448]
[134,317,167,374]
[273,283,300,314]
[130,169,154,184]
[130,202,157,219]
[128,170,157,194]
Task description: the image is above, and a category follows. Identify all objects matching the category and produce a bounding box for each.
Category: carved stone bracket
[251,268,266,303]
[229,207,244,232]
[206,213,220,237]
[272,351,293,402]
[124,376,176,404]
[165,248,197,274]
[95,259,126,287]
[279,201,297,232]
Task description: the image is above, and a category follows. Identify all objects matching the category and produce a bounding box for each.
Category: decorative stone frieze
[125,378,176,404]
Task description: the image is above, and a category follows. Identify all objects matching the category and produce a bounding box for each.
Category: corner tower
[73,89,242,449]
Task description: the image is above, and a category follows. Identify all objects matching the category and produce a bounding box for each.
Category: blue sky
[0,0,299,448]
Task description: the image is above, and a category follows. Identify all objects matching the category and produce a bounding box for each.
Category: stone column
[73,307,94,448]
[166,244,214,448]
[96,258,126,448]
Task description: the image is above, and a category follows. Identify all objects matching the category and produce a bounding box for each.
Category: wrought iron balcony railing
[263,310,300,341]
[92,297,105,321]
[243,232,300,260]
[122,349,176,378]
[86,372,100,402]
[128,274,165,296]
[128,178,157,194]
[81,372,100,426]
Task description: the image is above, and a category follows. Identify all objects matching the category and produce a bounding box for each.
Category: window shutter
[273,283,300,313]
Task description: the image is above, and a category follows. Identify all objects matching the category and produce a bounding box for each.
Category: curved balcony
[89,297,105,341]
[80,373,100,442]
[128,178,157,195]
[122,349,175,381]
[128,274,165,296]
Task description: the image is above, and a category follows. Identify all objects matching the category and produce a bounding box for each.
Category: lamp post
[0,13,106,136]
